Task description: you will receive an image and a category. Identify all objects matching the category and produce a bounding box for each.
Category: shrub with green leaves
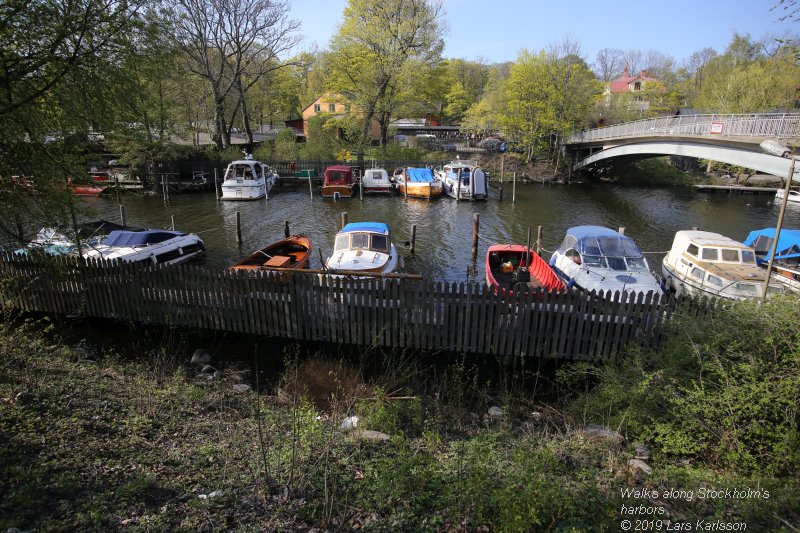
[569,295,800,474]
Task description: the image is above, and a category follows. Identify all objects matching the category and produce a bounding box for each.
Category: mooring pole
[456,173,461,202]
[536,225,543,256]
[171,215,176,231]
[284,220,290,238]
[410,224,417,255]
[525,227,532,266]
[618,226,626,235]
[359,171,363,201]
[471,213,480,262]
[500,155,504,183]
[341,211,348,229]
[512,172,517,203]
[119,204,126,227]
[215,168,221,203]
[761,157,796,302]
[236,211,242,246]
[308,175,314,199]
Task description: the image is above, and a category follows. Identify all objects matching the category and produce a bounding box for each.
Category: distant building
[300,94,380,141]
[605,66,666,111]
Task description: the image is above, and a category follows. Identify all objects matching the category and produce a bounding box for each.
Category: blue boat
[743,228,800,292]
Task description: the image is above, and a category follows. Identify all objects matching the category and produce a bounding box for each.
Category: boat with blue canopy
[550,225,662,296]
[83,229,205,265]
[325,222,400,275]
[392,167,442,199]
[743,228,800,292]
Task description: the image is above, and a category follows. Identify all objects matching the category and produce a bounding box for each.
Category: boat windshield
[225,163,257,180]
[326,170,351,185]
[334,232,389,253]
[579,235,647,271]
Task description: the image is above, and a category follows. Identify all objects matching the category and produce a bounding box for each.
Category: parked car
[440,142,457,152]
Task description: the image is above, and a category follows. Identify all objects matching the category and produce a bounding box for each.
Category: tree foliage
[326,0,444,164]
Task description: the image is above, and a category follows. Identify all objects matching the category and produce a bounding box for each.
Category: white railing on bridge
[568,113,800,144]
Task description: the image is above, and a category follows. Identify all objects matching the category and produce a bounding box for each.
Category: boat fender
[150,254,157,265]
[333,191,340,201]
[178,247,184,255]
[566,279,576,290]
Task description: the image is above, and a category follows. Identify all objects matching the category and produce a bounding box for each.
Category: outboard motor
[512,267,531,285]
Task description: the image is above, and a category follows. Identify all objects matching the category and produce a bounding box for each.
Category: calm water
[77,181,800,284]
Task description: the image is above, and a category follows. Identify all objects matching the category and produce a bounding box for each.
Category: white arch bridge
[565,113,800,182]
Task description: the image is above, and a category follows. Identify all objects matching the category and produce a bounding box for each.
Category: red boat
[71,184,106,195]
[485,244,565,295]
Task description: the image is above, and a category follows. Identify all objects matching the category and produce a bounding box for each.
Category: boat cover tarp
[102,230,186,247]
[406,168,435,183]
[743,228,800,261]
[341,222,390,235]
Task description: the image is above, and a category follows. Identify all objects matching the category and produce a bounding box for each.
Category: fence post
[471,213,479,262]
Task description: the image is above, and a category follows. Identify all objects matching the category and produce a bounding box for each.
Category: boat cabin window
[741,250,756,264]
[707,274,724,287]
[565,249,582,264]
[326,170,350,185]
[721,249,740,262]
[691,267,705,280]
[574,235,647,271]
[334,232,389,253]
[559,235,578,252]
[701,248,719,261]
[687,244,699,256]
[735,282,758,294]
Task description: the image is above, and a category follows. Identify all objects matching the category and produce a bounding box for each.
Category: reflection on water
[77,182,800,283]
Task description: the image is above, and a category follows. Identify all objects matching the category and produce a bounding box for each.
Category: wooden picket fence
[0,254,709,359]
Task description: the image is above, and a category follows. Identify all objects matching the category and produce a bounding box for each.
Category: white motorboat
[435,159,488,200]
[220,155,277,200]
[662,230,784,300]
[83,229,205,265]
[361,168,392,194]
[325,222,400,275]
[775,187,800,204]
[549,226,662,295]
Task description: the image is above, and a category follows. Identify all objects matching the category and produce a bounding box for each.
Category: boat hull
[322,184,356,198]
[397,181,442,198]
[221,181,266,200]
[486,245,564,296]
[230,235,312,271]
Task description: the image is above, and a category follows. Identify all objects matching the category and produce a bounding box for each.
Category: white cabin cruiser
[435,159,488,200]
[361,168,392,194]
[662,230,784,300]
[83,229,205,265]
[325,222,400,275]
[775,187,800,204]
[220,155,277,200]
[550,226,662,295]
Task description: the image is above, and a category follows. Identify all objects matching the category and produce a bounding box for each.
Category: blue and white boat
[325,222,400,275]
[550,226,662,295]
[83,229,205,265]
[743,228,800,293]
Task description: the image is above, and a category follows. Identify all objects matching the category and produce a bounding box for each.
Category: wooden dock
[0,255,705,360]
[693,184,778,194]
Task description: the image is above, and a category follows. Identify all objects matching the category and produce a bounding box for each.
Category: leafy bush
[569,295,800,474]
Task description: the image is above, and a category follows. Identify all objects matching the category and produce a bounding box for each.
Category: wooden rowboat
[486,244,565,296]
[230,234,311,271]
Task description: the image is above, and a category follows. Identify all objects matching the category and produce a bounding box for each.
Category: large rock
[231,383,252,394]
[190,349,211,365]
[633,442,651,460]
[628,458,652,475]
[353,429,391,442]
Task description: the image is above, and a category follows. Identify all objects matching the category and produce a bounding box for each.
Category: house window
[633,82,641,91]
[328,103,336,112]
[313,104,321,113]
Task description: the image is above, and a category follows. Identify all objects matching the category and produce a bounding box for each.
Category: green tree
[0,0,147,242]
[327,0,444,167]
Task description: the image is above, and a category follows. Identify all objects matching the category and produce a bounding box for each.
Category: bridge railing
[568,113,800,144]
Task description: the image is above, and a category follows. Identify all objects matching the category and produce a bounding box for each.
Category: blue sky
[288,0,796,65]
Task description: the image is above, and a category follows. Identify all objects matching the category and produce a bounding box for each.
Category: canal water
[77,180,800,284]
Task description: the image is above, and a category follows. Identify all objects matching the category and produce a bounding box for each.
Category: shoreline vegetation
[1,294,798,531]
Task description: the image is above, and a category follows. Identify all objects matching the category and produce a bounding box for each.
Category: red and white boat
[486,244,565,296]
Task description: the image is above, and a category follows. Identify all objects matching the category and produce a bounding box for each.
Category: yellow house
[301,94,381,141]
